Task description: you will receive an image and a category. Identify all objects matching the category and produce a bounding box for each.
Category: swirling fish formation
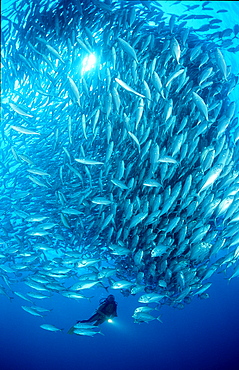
[1,0,239,326]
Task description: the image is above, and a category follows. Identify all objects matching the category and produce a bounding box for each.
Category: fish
[165,68,185,88]
[91,197,112,205]
[133,312,163,324]
[158,156,178,165]
[170,37,181,63]
[33,306,52,313]
[143,179,162,188]
[61,208,83,215]
[138,293,166,304]
[9,103,34,118]
[198,164,223,194]
[11,126,40,135]
[61,291,92,300]
[21,306,44,317]
[0,285,13,300]
[72,328,103,336]
[111,280,133,289]
[128,131,141,153]
[14,292,33,302]
[109,245,130,256]
[115,78,145,98]
[118,37,138,63]
[69,281,101,291]
[129,212,148,229]
[111,178,129,190]
[40,324,63,332]
[27,292,51,299]
[75,158,104,165]
[1,0,239,331]
[192,92,208,121]
[214,48,228,80]
[133,306,155,314]
[67,76,81,105]
[26,168,51,176]
[151,244,170,258]
[46,44,65,64]
[27,175,48,188]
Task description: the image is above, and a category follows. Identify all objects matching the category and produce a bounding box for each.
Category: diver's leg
[77,313,99,323]
[93,317,105,326]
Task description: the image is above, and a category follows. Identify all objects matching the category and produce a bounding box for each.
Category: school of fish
[1,0,239,331]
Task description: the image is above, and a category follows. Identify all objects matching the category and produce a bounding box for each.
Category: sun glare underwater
[81,53,97,74]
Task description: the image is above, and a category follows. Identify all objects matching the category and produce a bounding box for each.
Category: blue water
[1,274,239,370]
[1,1,239,370]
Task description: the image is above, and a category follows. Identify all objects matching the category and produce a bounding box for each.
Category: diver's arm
[97,304,114,319]
[96,301,118,320]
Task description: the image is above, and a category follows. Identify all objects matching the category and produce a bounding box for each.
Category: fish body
[40,324,63,332]
[133,312,163,323]
[11,126,40,135]
[192,92,208,121]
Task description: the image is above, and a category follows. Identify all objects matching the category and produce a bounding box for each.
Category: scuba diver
[77,295,118,326]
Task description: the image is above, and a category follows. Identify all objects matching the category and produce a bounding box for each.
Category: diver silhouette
[77,295,118,326]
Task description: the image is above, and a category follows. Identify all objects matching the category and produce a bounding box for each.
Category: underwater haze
[1,1,239,370]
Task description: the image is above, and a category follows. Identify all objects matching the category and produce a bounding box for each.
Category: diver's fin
[67,326,75,335]
[157,315,163,323]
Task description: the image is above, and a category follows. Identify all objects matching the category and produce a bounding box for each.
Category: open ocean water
[1,1,239,370]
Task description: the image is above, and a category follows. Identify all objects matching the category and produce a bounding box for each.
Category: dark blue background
[1,274,239,370]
